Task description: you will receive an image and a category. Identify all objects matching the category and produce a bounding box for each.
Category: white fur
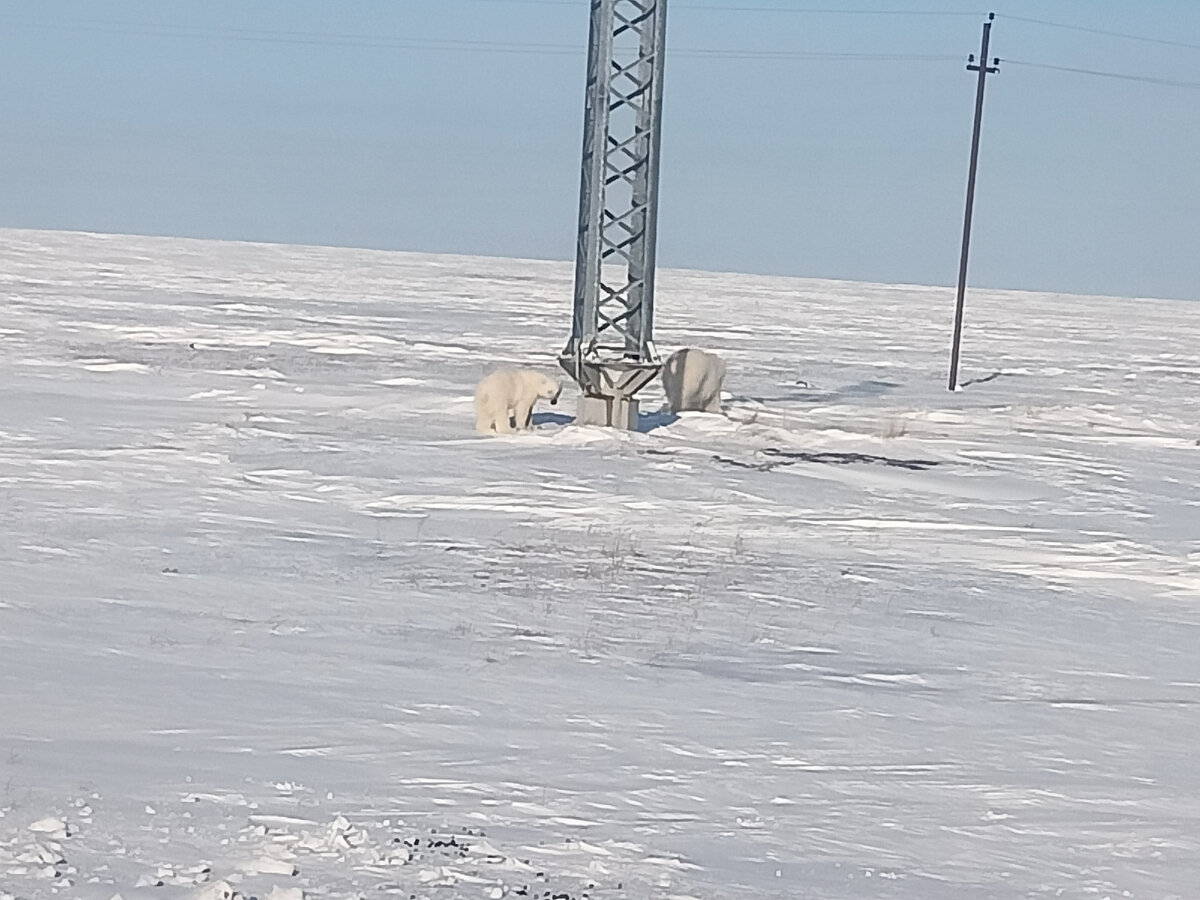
[661,348,726,414]
[474,369,562,434]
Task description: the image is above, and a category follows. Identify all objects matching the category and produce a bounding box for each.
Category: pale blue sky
[1,1,1198,299]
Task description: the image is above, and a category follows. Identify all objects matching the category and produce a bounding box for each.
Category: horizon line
[2,223,1194,307]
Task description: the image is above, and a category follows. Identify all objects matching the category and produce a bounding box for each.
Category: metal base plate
[576,396,640,431]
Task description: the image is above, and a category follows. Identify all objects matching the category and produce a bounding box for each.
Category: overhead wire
[0,19,962,62]
[4,19,582,54]
[996,13,1200,53]
[608,3,983,13]
[6,11,1200,86]
[442,0,984,12]
[1000,58,1200,90]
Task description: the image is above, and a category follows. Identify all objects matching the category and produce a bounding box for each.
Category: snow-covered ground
[2,227,1198,900]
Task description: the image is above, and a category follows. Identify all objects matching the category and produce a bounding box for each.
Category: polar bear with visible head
[661,348,726,414]
[474,368,562,434]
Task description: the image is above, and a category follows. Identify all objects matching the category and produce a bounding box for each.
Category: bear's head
[539,376,562,405]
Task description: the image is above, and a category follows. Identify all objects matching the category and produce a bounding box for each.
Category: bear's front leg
[493,410,517,433]
[513,400,535,431]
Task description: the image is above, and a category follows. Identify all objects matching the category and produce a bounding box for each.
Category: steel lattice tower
[559,0,668,430]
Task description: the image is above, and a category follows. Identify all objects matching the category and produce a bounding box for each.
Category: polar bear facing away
[661,348,726,414]
[474,369,562,434]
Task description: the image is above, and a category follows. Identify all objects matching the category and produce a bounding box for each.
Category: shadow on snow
[531,410,681,432]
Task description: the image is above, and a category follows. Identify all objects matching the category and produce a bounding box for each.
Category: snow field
[1,228,1199,898]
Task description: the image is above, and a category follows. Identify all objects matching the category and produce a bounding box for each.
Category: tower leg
[576,395,639,430]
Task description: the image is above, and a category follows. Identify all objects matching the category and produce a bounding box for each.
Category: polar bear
[474,369,562,434]
[661,348,726,414]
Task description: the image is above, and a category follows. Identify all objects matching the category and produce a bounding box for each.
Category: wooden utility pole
[948,12,999,392]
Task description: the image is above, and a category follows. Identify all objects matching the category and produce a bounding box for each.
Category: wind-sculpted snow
[1,228,1199,898]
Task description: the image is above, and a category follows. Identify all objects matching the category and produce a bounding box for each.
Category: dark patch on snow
[713,448,942,472]
[961,370,1020,388]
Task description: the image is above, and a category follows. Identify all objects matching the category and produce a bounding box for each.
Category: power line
[0,19,961,62]
[997,13,1200,53]
[447,0,984,12]
[633,4,984,13]
[1002,58,1200,90]
[11,14,1200,85]
[675,50,959,60]
[472,1,1200,52]
[4,20,581,54]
